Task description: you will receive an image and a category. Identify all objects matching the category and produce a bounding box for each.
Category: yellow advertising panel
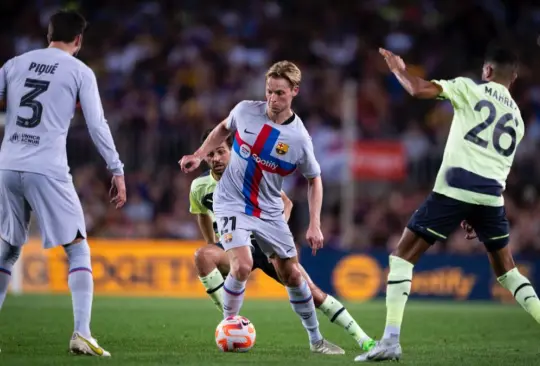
[20,239,287,299]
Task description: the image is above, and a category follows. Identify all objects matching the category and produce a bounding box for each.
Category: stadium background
[1,0,540,303]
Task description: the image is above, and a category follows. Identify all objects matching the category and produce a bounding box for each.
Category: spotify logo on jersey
[240,144,251,159]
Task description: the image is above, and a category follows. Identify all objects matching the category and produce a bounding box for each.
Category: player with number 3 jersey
[354,44,540,362]
[180,61,344,355]
[0,10,125,357]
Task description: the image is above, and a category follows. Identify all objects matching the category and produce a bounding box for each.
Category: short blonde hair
[265,61,301,88]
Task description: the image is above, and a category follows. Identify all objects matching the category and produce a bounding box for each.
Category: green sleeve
[431,77,469,108]
[189,184,208,215]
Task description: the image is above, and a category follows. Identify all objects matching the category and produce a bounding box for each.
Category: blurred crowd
[2,0,540,255]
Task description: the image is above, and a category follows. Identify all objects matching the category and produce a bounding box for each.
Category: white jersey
[0,48,123,181]
[213,101,321,219]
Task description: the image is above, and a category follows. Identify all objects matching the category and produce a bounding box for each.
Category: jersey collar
[264,104,296,125]
[282,113,296,125]
[210,171,220,182]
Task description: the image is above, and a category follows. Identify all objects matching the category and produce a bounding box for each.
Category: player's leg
[194,244,230,312]
[259,240,374,350]
[223,245,252,318]
[22,172,109,356]
[253,243,283,284]
[64,239,94,346]
[355,192,466,362]
[216,214,253,318]
[0,171,28,310]
[255,220,344,354]
[490,247,540,321]
[259,241,373,349]
[298,265,375,351]
[0,240,21,309]
[471,206,540,323]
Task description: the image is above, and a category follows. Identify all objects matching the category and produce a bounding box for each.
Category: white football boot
[69,332,111,357]
[354,339,402,362]
[310,339,346,355]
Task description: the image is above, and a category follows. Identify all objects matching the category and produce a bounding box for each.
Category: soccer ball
[215,315,256,352]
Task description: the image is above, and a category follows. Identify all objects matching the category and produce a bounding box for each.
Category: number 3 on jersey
[16,78,50,128]
[464,100,517,157]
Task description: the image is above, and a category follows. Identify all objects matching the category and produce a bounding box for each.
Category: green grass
[0,295,539,365]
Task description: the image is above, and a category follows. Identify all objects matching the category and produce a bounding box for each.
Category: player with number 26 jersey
[354,45,540,363]
[431,77,524,207]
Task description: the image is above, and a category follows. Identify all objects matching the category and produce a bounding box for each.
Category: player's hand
[379,48,406,73]
[179,154,202,173]
[460,220,477,240]
[306,224,324,256]
[109,175,127,209]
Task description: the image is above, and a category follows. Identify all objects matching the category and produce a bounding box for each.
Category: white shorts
[0,170,87,249]
[216,212,297,259]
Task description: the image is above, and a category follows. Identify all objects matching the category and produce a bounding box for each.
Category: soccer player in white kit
[0,10,126,356]
[180,61,344,354]
[354,44,540,362]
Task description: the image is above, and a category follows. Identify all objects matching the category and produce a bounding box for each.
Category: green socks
[198,268,224,313]
[498,267,540,323]
[382,255,414,341]
[319,294,373,348]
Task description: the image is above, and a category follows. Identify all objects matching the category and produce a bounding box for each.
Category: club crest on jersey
[275,142,289,155]
[223,233,233,243]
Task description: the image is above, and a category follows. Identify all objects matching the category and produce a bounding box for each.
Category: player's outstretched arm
[306,177,324,255]
[379,48,442,99]
[280,190,293,222]
[179,120,230,173]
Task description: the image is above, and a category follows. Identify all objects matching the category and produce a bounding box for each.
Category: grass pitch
[0,295,539,365]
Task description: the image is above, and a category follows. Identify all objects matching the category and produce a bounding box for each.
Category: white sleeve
[298,134,321,179]
[0,59,11,100]
[79,67,124,175]
[225,101,247,131]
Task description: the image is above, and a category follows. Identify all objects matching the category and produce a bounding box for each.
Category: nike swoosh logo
[244,128,256,135]
[202,193,214,211]
[402,292,409,297]
[79,335,104,356]
[524,295,536,302]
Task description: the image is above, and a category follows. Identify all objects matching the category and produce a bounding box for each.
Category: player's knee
[281,265,303,287]
[230,260,252,281]
[0,239,21,267]
[194,246,208,265]
[194,246,217,274]
[392,228,431,264]
[63,239,92,271]
[486,245,514,277]
[228,246,253,280]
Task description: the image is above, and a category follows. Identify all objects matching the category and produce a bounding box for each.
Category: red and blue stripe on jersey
[233,124,296,217]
